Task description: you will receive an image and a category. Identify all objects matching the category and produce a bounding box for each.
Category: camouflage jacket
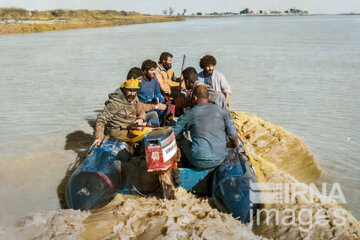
[96,88,151,132]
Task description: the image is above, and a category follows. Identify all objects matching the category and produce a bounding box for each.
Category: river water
[0,15,359,228]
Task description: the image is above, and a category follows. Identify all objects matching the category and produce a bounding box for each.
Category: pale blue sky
[0,0,359,14]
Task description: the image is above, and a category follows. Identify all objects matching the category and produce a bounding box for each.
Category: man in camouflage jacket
[93,78,162,145]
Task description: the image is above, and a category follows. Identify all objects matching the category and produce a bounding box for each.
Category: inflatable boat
[65,127,258,222]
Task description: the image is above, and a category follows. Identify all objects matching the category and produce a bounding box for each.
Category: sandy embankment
[0,15,183,35]
[232,111,359,239]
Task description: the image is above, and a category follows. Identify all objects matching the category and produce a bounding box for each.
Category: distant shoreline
[0,16,183,35]
[1,8,358,35]
[0,8,184,35]
[184,13,357,19]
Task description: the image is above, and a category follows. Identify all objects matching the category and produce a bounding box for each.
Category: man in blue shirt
[172,85,238,170]
[137,59,167,127]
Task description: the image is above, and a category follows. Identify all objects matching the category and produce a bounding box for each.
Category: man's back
[172,102,236,169]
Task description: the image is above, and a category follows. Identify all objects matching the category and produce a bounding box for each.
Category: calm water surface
[0,15,359,223]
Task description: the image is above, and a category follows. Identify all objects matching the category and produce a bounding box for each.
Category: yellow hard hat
[120,77,141,90]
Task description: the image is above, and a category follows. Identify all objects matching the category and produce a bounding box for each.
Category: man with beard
[93,77,160,146]
[137,59,167,127]
[155,52,182,98]
[198,54,231,107]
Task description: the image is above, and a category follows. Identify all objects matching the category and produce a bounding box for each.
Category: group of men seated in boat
[92,52,239,170]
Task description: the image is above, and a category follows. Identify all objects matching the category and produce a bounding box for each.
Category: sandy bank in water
[8,188,263,240]
[231,111,322,183]
[3,111,359,240]
[0,15,183,35]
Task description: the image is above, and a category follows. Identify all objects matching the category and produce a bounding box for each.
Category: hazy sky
[1,0,359,14]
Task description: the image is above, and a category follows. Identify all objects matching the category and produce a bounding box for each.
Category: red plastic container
[145,128,178,172]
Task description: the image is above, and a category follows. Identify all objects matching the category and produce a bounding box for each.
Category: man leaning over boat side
[136,59,168,127]
[174,66,226,115]
[197,54,231,107]
[182,66,227,108]
[171,85,239,170]
[92,78,156,146]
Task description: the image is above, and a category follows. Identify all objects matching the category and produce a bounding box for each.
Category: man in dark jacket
[172,85,238,170]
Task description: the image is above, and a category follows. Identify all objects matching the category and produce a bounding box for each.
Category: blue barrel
[65,138,127,210]
[211,149,258,222]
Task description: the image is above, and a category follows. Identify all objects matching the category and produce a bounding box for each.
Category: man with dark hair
[182,67,198,90]
[198,54,231,107]
[171,85,238,170]
[181,67,226,108]
[137,59,166,127]
[159,52,173,65]
[155,52,181,97]
[127,67,144,80]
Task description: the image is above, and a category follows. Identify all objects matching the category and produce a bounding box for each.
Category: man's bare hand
[134,118,144,126]
[92,138,103,147]
[157,103,167,111]
[228,136,239,149]
[225,93,230,108]
[133,119,144,130]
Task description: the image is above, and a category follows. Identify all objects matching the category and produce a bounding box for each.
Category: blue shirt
[137,77,163,103]
[172,102,237,169]
[197,71,212,86]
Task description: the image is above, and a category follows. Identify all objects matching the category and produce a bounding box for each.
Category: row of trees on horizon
[162,7,309,16]
[0,8,142,21]
[0,7,310,21]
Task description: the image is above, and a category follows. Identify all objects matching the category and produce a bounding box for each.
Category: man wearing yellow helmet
[92,76,157,146]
